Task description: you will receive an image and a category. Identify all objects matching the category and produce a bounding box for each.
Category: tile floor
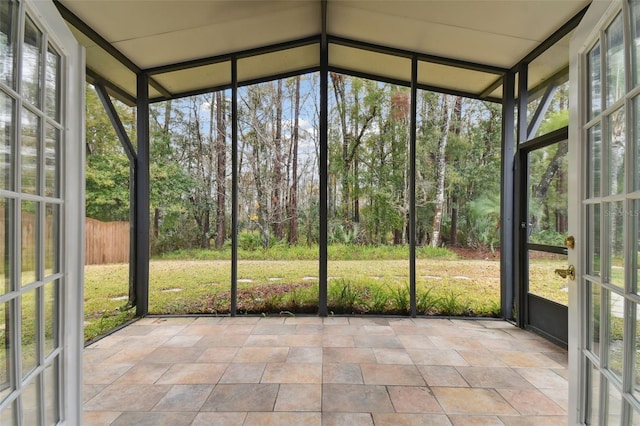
[83,316,569,425]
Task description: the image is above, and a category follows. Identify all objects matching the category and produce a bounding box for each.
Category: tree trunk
[533,141,568,200]
[272,79,284,240]
[214,91,227,249]
[431,96,454,247]
[288,76,300,244]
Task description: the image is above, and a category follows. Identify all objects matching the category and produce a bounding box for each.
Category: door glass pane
[590,281,602,355]
[43,280,57,356]
[44,359,58,425]
[0,92,12,191]
[635,96,640,191]
[633,303,640,402]
[0,301,12,403]
[528,251,568,305]
[607,290,624,379]
[588,124,602,198]
[21,289,37,377]
[22,376,40,426]
[21,108,39,195]
[589,362,602,424]
[0,400,15,425]
[21,201,37,286]
[607,380,624,424]
[0,0,15,88]
[527,140,568,245]
[587,203,601,277]
[1,198,11,295]
[21,17,42,108]
[607,13,626,107]
[632,0,640,87]
[609,108,625,195]
[635,200,639,294]
[589,42,602,119]
[607,201,625,288]
[45,46,59,122]
[44,124,58,198]
[44,204,58,276]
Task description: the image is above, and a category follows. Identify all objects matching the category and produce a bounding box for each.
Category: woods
[85,73,568,255]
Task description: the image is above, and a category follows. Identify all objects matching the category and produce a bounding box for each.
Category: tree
[430,95,454,247]
[288,76,301,244]
[214,91,227,249]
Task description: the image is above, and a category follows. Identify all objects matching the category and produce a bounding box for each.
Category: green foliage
[529,230,567,246]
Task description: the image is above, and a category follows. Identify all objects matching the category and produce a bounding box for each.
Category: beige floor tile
[191,412,248,426]
[539,388,569,411]
[201,383,279,411]
[113,363,170,384]
[219,363,266,383]
[458,349,508,367]
[110,411,196,426]
[83,363,133,385]
[143,346,205,364]
[353,334,403,349]
[262,362,322,383]
[234,346,289,362]
[322,384,394,413]
[83,384,107,403]
[287,346,323,363]
[322,335,355,347]
[373,348,414,364]
[196,347,239,363]
[323,363,363,384]
[162,334,203,347]
[407,349,469,366]
[496,389,565,415]
[84,384,171,412]
[156,363,227,384]
[321,412,374,426]
[432,387,518,415]
[274,384,322,411]
[152,384,213,411]
[398,335,436,349]
[323,347,376,363]
[448,414,505,425]
[419,365,469,387]
[387,385,443,413]
[456,367,534,389]
[516,367,568,389]
[361,364,426,386]
[103,346,156,364]
[195,333,248,347]
[494,352,563,368]
[244,412,322,425]
[499,415,568,425]
[253,324,298,335]
[430,336,486,351]
[282,334,323,347]
[372,413,452,425]
[82,411,121,426]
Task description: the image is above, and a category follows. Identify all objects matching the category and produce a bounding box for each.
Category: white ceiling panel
[330,45,412,82]
[238,44,320,84]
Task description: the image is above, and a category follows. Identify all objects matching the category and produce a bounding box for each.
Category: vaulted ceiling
[55,0,590,103]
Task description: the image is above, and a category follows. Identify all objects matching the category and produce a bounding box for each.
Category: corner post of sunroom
[135,72,150,316]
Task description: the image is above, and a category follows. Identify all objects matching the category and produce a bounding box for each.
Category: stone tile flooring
[83,316,568,425]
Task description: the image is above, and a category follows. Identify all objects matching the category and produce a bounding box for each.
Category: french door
[0,0,83,424]
[570,0,640,424]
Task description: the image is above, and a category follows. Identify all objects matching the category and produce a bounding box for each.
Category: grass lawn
[83,253,572,342]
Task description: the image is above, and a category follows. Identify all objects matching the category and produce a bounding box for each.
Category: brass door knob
[555,265,575,280]
[565,236,575,250]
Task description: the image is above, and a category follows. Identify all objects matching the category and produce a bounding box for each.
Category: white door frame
[569,1,625,424]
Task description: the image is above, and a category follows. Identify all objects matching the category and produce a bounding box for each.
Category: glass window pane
[44,204,58,276]
[22,375,40,426]
[21,289,37,377]
[527,140,568,245]
[607,290,624,379]
[607,201,625,288]
[588,362,602,425]
[44,124,58,198]
[607,380,623,425]
[633,303,640,403]
[528,251,568,306]
[608,108,625,195]
[21,201,37,286]
[44,359,58,425]
[589,42,602,119]
[0,399,15,425]
[635,96,640,191]
[0,301,12,403]
[635,200,640,294]
[21,17,42,108]
[588,204,601,277]
[0,91,13,191]
[588,124,602,198]
[45,46,59,122]
[606,13,625,107]
[43,280,57,356]
[632,0,640,87]
[1,198,11,295]
[21,108,39,195]
[0,0,15,88]
[590,281,602,355]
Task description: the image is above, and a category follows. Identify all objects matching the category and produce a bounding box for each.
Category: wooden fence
[85,218,129,265]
